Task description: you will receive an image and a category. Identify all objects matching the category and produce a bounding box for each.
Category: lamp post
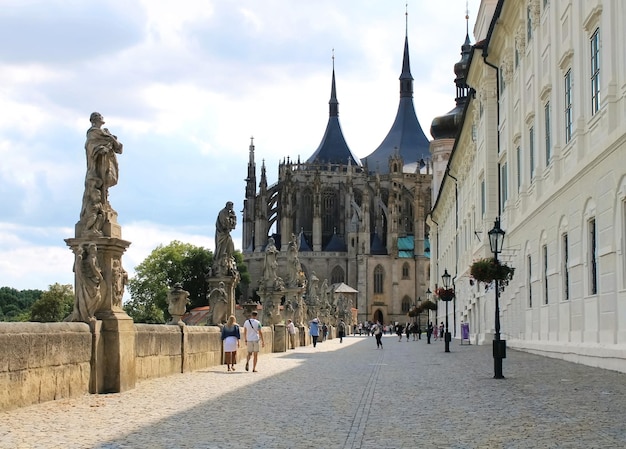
[442,269,452,353]
[488,217,506,379]
[416,296,422,339]
[425,288,431,332]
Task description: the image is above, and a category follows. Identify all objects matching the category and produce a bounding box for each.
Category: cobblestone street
[1,334,625,449]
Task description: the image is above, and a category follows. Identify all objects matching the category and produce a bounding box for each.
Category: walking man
[287,319,297,349]
[243,311,265,372]
[338,319,346,343]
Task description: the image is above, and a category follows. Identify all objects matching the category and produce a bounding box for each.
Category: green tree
[30,283,74,322]
[124,241,250,323]
[125,241,213,323]
[0,287,43,321]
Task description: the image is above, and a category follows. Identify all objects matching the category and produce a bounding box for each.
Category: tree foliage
[0,286,43,321]
[30,283,75,322]
[124,241,250,323]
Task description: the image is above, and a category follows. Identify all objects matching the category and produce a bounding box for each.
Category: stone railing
[0,322,274,412]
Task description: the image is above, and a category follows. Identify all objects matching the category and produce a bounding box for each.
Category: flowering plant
[434,287,455,301]
[470,257,515,291]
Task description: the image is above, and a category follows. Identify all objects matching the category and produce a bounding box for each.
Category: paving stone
[1,335,625,448]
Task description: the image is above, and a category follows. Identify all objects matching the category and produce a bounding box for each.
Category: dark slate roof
[298,231,312,252]
[324,232,347,252]
[306,68,362,166]
[370,233,387,255]
[361,35,430,173]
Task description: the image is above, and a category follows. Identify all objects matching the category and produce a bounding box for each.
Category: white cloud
[0,0,482,293]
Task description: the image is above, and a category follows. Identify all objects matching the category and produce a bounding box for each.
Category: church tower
[242,14,433,326]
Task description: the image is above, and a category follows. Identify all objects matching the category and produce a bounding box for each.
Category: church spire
[361,8,430,173]
[305,51,361,166]
[329,49,338,117]
[400,5,414,98]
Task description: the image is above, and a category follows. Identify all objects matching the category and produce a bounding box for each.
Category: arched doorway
[373,309,384,324]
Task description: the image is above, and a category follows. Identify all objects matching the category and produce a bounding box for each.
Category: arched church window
[402,262,410,279]
[374,265,384,294]
[331,266,344,284]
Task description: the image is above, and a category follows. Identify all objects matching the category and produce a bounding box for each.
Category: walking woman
[221,315,241,371]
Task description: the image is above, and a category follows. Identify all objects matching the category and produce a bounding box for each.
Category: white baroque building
[429,0,626,372]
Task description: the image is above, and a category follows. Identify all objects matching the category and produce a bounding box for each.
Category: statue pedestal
[273,323,286,353]
[65,236,135,394]
[207,275,238,323]
[96,312,136,393]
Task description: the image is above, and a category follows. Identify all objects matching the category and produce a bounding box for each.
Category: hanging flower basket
[470,257,515,290]
[434,287,455,302]
[421,300,438,311]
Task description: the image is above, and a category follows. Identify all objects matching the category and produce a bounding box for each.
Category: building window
[564,70,573,143]
[529,126,535,180]
[543,244,548,304]
[481,178,486,217]
[528,254,533,308]
[562,233,569,300]
[322,189,337,240]
[516,146,522,192]
[374,265,384,294]
[331,266,344,284]
[544,102,552,165]
[401,296,411,313]
[589,218,598,295]
[527,6,533,41]
[402,262,410,280]
[590,28,601,115]
[500,162,508,210]
[623,200,626,289]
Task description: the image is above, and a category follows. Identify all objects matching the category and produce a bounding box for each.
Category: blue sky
[0,0,480,291]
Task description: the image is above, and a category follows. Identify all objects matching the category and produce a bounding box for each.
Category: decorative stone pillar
[65,236,135,393]
[206,276,238,324]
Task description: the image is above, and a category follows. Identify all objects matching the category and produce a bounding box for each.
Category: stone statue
[77,112,123,237]
[111,258,128,310]
[65,243,103,322]
[263,237,279,285]
[308,271,319,302]
[286,233,305,287]
[167,283,189,325]
[207,281,229,324]
[213,201,237,276]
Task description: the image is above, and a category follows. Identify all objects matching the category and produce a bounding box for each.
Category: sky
[0,0,481,292]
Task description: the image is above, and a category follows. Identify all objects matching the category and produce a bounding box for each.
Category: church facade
[242,28,433,326]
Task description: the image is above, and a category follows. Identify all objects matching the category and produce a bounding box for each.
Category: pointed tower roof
[430,13,473,140]
[306,56,362,166]
[361,19,430,173]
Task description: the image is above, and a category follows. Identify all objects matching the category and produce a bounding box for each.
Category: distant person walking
[221,315,240,372]
[243,311,265,372]
[373,321,383,349]
[338,319,346,343]
[427,322,434,344]
[287,319,297,349]
[309,318,320,348]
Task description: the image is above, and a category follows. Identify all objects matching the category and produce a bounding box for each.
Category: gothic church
[242,25,436,325]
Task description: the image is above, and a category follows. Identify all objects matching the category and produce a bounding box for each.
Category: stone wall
[0,322,275,411]
[0,322,92,411]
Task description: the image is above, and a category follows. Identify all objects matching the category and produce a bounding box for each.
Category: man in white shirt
[243,311,265,372]
[286,319,297,349]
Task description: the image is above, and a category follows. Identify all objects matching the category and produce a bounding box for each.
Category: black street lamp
[425,288,431,328]
[416,296,422,339]
[442,269,452,353]
[488,217,506,379]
